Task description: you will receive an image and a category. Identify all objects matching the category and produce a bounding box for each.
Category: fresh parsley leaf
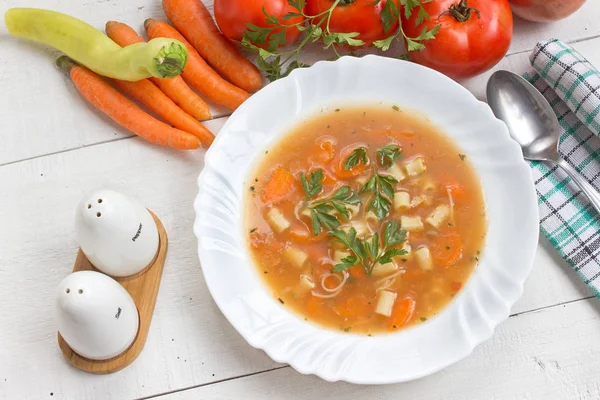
[373,35,395,52]
[330,221,408,275]
[287,0,306,11]
[369,192,392,220]
[327,186,360,218]
[362,167,397,220]
[244,23,273,45]
[255,54,284,81]
[377,144,402,169]
[380,0,400,33]
[366,233,380,261]
[362,176,377,193]
[267,30,287,52]
[282,11,304,20]
[332,254,359,273]
[402,0,425,19]
[282,60,309,78]
[344,147,369,171]
[307,185,360,235]
[262,7,280,25]
[415,4,430,25]
[383,220,407,247]
[378,248,407,265]
[300,169,324,200]
[310,205,340,235]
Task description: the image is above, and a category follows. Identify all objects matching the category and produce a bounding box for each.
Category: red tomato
[306,0,400,47]
[214,0,305,47]
[509,0,586,22]
[402,0,513,80]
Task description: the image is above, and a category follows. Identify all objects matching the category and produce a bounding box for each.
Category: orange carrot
[445,180,468,202]
[289,228,328,244]
[105,21,211,121]
[162,0,263,92]
[262,166,297,204]
[56,56,200,150]
[431,230,463,268]
[145,19,251,111]
[388,296,416,330]
[349,266,367,280]
[112,79,214,147]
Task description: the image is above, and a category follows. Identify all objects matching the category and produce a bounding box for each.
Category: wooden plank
[3,1,600,165]
[0,129,592,399]
[151,297,600,400]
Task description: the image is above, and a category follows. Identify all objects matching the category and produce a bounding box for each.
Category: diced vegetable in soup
[246,106,486,335]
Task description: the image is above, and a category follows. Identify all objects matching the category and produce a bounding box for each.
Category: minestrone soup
[246,105,487,335]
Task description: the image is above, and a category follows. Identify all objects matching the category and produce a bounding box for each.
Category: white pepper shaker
[75,189,159,277]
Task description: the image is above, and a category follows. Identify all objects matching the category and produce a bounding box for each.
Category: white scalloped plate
[194,55,539,384]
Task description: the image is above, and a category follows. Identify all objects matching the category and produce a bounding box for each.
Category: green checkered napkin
[525,39,600,297]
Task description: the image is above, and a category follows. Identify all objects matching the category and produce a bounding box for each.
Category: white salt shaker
[75,189,159,277]
[55,271,139,360]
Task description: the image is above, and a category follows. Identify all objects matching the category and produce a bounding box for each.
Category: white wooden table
[2,1,600,399]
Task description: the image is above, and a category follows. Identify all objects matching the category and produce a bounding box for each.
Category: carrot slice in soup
[444,179,468,202]
[388,296,416,329]
[349,266,367,280]
[431,230,463,268]
[262,167,297,204]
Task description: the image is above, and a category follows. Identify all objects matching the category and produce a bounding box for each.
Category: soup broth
[245,105,486,335]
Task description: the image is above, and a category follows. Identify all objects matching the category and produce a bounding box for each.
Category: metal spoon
[486,70,600,214]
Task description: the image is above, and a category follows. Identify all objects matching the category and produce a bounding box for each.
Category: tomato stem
[439,0,480,23]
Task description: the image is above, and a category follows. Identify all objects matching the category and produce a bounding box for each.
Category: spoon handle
[556,158,600,216]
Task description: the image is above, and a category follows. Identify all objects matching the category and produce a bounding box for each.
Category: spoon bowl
[486,70,560,161]
[487,70,600,215]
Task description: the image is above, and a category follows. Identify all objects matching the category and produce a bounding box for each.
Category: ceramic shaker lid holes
[55,271,139,361]
[75,189,159,277]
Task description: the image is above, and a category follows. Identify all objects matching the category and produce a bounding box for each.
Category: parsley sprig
[373,0,441,52]
[300,169,361,234]
[377,144,403,168]
[300,169,324,200]
[242,0,365,81]
[331,220,407,275]
[241,0,439,81]
[308,186,360,235]
[361,166,397,220]
[344,147,369,170]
